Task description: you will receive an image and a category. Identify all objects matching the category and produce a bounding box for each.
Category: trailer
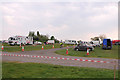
[90,38,102,47]
[8,36,33,45]
[64,40,78,44]
[47,40,55,44]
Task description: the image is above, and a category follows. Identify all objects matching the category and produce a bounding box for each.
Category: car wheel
[90,48,92,51]
[76,48,79,51]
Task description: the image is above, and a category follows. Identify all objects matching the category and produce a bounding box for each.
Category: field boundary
[1,53,115,64]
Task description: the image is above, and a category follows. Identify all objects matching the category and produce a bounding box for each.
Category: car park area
[1,1,119,79]
[1,42,119,79]
[2,44,119,78]
[55,45,118,59]
[1,35,119,79]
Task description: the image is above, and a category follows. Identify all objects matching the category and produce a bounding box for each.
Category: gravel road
[2,47,119,70]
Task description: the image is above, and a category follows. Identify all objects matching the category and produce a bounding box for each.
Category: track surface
[2,47,119,70]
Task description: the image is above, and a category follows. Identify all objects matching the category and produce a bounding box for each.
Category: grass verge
[2,43,73,52]
[2,62,118,78]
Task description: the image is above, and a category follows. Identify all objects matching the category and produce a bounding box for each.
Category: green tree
[54,39,59,43]
[50,36,55,40]
[28,31,35,37]
[33,35,38,41]
[28,31,38,42]
[39,34,49,42]
[37,31,40,37]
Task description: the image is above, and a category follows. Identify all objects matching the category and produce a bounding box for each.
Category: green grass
[55,45,118,59]
[2,43,73,52]
[2,43,10,46]
[2,62,118,78]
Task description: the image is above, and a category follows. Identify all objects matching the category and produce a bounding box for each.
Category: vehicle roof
[103,39,111,40]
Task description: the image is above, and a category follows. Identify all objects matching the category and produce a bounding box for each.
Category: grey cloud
[1,2,118,40]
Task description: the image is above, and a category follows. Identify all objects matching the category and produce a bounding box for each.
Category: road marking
[1,53,115,64]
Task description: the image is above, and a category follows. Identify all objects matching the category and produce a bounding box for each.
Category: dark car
[74,43,94,51]
[114,42,120,45]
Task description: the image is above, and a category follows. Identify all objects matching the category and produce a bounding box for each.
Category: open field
[2,43,73,52]
[55,45,118,59]
[2,62,118,78]
[1,43,10,46]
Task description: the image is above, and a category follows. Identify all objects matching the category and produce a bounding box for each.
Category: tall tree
[50,36,55,40]
[91,34,107,41]
[91,37,99,41]
[99,34,106,41]
[91,38,94,41]
[37,31,40,37]
[28,31,35,37]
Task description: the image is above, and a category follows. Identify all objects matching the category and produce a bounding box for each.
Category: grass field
[55,45,118,59]
[1,43,10,46]
[2,62,118,78]
[2,43,73,52]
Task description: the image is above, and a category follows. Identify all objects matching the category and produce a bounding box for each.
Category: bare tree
[91,38,94,41]
[91,34,106,41]
[91,37,99,41]
[99,34,106,41]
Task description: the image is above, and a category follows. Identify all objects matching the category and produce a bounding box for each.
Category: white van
[8,36,33,45]
[64,40,78,44]
[90,38,103,47]
[47,40,55,44]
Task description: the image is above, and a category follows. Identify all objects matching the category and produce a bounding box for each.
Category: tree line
[91,34,106,41]
[28,31,59,43]
[28,31,106,43]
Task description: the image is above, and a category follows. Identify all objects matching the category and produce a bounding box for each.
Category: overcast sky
[1,1,118,41]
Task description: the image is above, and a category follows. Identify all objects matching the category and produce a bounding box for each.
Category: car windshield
[79,43,87,46]
[87,43,90,45]
[87,43,92,46]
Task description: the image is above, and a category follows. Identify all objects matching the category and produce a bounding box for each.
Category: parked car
[102,39,112,49]
[114,42,120,45]
[34,41,42,45]
[74,43,94,51]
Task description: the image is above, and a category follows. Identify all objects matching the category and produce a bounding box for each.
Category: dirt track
[2,47,119,70]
